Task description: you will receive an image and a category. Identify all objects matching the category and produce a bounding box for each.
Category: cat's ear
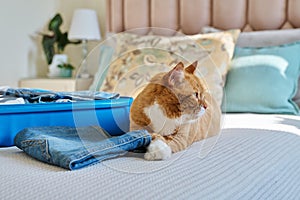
[185,61,198,74]
[165,62,184,87]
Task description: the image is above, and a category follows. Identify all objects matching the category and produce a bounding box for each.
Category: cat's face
[159,62,209,123]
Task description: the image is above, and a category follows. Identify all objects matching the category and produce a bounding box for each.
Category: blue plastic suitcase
[0,97,133,147]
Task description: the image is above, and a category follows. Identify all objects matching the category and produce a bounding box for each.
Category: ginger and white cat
[130,61,221,160]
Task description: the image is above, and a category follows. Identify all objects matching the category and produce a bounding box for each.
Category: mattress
[1,113,300,200]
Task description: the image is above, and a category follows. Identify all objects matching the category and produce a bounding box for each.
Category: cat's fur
[130,62,221,160]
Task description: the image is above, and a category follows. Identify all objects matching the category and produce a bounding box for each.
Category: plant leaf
[41,13,81,64]
[58,63,75,69]
[42,35,56,64]
[49,14,63,32]
[56,32,81,52]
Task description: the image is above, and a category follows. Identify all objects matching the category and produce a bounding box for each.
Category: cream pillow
[101,30,240,106]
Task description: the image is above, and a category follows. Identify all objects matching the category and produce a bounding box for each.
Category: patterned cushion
[101,30,240,106]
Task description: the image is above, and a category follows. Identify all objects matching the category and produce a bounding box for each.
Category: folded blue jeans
[14,126,151,170]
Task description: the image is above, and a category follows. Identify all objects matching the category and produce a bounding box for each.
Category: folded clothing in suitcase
[0,88,132,147]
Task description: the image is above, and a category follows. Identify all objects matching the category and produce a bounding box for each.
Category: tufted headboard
[103,0,300,107]
[106,0,300,35]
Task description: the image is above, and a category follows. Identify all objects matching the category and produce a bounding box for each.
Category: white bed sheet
[0,114,299,200]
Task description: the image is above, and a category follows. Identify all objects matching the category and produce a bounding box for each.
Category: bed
[1,0,300,199]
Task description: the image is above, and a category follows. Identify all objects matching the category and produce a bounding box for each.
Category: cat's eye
[194,92,199,98]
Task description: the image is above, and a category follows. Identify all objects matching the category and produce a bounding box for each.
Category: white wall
[0,0,106,87]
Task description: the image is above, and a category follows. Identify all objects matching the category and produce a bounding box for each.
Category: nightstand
[18,77,94,92]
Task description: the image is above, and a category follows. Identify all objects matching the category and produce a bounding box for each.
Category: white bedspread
[0,114,300,200]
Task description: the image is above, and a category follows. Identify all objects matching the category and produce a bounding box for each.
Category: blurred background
[0,0,106,87]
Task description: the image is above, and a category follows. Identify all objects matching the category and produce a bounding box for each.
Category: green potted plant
[57,63,75,77]
[41,13,80,65]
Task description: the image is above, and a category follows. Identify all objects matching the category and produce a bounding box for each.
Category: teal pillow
[222,42,300,114]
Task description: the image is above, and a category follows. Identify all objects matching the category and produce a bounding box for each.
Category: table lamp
[68,9,101,78]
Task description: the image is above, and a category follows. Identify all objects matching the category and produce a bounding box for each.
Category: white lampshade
[68,9,101,41]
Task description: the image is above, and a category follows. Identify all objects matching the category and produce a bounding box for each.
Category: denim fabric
[0,88,119,104]
[14,126,151,170]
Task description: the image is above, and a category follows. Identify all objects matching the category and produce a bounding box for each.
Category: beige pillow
[101,30,240,106]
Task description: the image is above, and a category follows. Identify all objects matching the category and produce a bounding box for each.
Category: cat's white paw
[144,139,172,160]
